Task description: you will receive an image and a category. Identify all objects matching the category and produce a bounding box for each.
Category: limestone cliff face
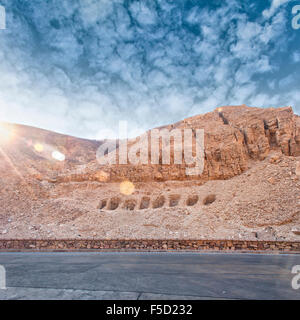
[91,105,300,182]
[1,105,299,184]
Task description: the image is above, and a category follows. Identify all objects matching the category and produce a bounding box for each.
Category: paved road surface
[0,252,299,300]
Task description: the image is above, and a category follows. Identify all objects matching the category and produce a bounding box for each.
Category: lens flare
[34,143,44,152]
[52,150,65,162]
[120,180,135,195]
[0,125,14,143]
[95,170,109,182]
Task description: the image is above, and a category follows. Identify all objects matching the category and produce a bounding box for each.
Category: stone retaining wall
[0,239,299,252]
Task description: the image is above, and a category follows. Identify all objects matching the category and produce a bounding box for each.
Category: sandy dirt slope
[0,105,299,240]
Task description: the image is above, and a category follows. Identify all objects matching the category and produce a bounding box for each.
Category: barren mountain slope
[50,105,300,183]
[0,105,299,240]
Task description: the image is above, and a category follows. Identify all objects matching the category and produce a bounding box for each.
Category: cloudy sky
[0,0,299,139]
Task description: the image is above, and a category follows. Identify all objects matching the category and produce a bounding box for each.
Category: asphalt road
[0,252,299,300]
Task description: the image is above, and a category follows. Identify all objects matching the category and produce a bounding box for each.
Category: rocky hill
[43,105,300,184]
[0,105,299,240]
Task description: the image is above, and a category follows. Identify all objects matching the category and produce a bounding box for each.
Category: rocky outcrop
[0,107,299,241]
[88,105,300,183]
[1,106,299,185]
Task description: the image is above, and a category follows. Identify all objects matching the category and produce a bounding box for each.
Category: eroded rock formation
[0,105,299,240]
[83,105,300,183]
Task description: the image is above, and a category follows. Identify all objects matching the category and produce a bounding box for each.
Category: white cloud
[0,0,298,140]
[129,2,157,26]
[293,52,300,63]
[263,0,291,19]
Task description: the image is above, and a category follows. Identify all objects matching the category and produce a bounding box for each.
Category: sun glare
[52,150,65,162]
[0,124,14,143]
[120,180,135,195]
[34,143,44,152]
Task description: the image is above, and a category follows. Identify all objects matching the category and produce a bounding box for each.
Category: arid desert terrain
[0,105,299,240]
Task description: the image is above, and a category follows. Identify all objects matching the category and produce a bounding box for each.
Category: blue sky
[0,0,299,139]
